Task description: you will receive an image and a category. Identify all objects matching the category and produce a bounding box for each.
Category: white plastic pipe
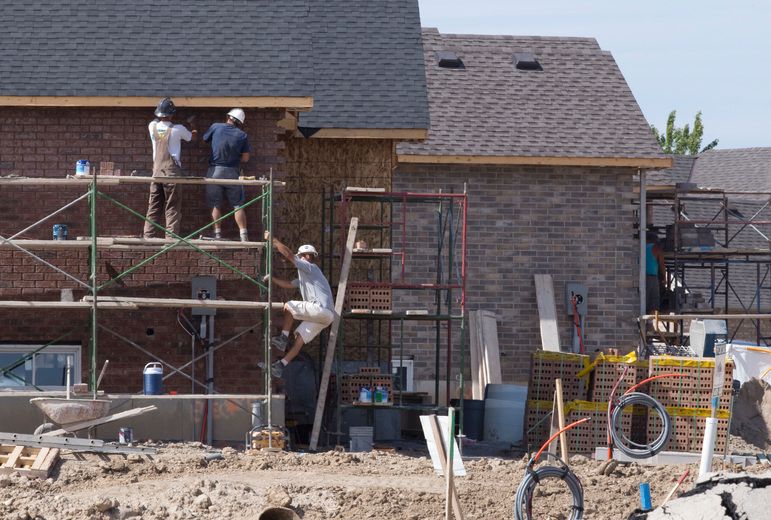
[65,356,72,400]
[698,417,719,479]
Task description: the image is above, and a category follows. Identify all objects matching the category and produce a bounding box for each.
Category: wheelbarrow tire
[34,422,56,435]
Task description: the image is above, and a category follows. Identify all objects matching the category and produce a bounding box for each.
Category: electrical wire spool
[610,391,672,459]
[514,453,584,520]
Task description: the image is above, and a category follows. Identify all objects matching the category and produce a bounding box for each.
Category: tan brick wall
[394,163,641,384]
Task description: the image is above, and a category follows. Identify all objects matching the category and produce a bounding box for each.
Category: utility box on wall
[191,276,217,316]
[565,282,588,315]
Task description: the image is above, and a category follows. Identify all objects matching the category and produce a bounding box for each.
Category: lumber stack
[468,310,502,399]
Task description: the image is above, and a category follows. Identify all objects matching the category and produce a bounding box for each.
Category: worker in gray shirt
[263,232,334,378]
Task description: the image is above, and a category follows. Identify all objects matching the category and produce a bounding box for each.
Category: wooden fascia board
[0,96,314,110]
[396,154,673,169]
[308,128,428,139]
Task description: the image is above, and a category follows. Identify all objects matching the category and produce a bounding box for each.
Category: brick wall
[394,163,641,384]
[0,107,283,393]
[0,114,396,393]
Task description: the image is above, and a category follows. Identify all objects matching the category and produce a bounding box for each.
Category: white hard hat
[297,244,318,256]
[227,108,246,124]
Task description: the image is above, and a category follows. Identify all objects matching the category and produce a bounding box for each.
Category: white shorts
[286,301,335,344]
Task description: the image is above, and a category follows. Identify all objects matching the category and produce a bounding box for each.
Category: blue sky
[419,1,770,149]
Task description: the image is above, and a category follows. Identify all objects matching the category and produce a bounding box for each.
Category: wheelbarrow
[30,397,157,436]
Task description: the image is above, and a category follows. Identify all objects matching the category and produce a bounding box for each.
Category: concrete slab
[0,392,284,444]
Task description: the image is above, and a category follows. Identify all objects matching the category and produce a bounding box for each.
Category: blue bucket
[143,362,163,395]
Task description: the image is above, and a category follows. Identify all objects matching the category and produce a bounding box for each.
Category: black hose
[514,454,584,520]
[610,392,672,459]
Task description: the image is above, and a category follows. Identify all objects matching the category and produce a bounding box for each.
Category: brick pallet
[589,357,648,402]
[647,406,729,453]
[525,400,644,455]
[647,356,733,410]
[527,351,589,402]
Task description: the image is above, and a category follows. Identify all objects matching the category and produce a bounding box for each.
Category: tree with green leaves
[651,110,719,155]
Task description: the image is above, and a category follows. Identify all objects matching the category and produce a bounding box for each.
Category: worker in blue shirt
[646,231,667,311]
[202,109,251,241]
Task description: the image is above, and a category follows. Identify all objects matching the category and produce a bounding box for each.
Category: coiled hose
[610,391,672,459]
[514,418,588,520]
[514,454,585,520]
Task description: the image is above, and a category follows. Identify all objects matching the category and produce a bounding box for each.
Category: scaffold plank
[0,175,285,187]
[0,301,138,309]
[83,295,284,310]
[0,237,266,250]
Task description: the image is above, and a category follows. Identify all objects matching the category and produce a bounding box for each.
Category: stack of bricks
[340,367,393,404]
[645,356,733,453]
[526,351,733,454]
[344,286,392,313]
[525,351,589,450]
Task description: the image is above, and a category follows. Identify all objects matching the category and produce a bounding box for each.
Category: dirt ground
[1,436,768,520]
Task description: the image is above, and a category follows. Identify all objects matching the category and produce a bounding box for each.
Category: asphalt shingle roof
[298,0,429,130]
[690,148,771,195]
[0,0,429,130]
[0,0,313,97]
[397,29,665,159]
[647,155,696,185]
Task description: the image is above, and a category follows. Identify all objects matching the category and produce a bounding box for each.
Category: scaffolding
[641,184,771,349]
[320,187,468,442]
[0,173,283,440]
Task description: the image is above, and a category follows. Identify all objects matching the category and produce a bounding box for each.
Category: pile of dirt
[0,442,767,519]
[730,378,771,450]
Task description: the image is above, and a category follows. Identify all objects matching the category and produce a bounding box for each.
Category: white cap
[297,244,318,256]
[227,108,246,124]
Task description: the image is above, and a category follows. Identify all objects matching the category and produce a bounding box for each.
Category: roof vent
[436,51,464,69]
[513,52,542,71]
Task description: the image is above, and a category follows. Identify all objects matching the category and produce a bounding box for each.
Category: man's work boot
[270,360,284,379]
[271,334,289,352]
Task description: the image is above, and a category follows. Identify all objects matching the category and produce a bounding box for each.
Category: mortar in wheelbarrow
[30,397,111,426]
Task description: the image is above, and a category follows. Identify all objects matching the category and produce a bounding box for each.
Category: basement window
[513,52,543,71]
[0,344,81,389]
[436,51,464,69]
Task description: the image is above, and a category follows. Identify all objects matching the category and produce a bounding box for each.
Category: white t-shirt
[148,121,193,166]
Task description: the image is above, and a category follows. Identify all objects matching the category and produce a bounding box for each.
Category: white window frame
[391,358,414,392]
[0,344,81,390]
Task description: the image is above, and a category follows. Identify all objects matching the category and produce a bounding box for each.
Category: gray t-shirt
[291,256,334,310]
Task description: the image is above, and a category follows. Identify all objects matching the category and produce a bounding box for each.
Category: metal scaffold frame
[0,174,284,433]
[320,186,468,443]
[639,183,771,350]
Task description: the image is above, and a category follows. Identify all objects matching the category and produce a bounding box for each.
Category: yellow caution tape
[576,351,641,379]
[664,406,730,420]
[650,356,734,369]
[528,399,728,419]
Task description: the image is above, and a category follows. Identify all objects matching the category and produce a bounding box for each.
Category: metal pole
[90,173,98,397]
[266,169,274,430]
[207,315,214,445]
[639,169,647,352]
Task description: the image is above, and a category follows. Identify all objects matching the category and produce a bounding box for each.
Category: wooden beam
[307,128,428,139]
[309,217,358,451]
[0,176,286,187]
[0,96,314,110]
[82,296,284,310]
[642,313,771,321]
[534,274,561,352]
[0,301,138,309]
[0,238,265,251]
[427,415,465,520]
[397,154,672,169]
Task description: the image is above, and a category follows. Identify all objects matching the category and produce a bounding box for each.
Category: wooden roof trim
[308,128,428,139]
[397,154,673,169]
[0,96,314,110]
